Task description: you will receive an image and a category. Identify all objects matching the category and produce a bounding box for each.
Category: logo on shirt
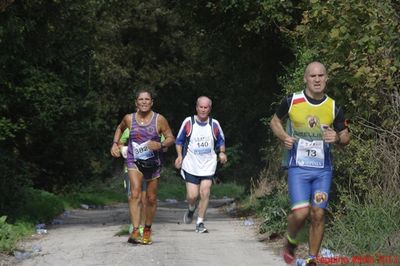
[307,116,319,128]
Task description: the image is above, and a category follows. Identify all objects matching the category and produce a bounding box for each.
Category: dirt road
[10,199,285,266]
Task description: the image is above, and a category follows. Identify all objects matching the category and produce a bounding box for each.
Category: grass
[0,217,33,253]
[244,174,400,257]
[324,196,400,255]
[158,168,245,201]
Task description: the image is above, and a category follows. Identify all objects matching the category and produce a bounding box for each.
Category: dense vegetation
[1,0,399,255]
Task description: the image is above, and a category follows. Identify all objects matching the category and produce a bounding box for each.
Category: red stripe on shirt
[292,97,306,105]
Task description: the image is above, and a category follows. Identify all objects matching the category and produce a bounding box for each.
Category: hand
[110,143,121,157]
[219,152,227,164]
[322,126,338,144]
[283,136,296,150]
[174,156,182,169]
[147,140,162,151]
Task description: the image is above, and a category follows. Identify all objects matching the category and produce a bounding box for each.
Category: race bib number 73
[296,139,324,168]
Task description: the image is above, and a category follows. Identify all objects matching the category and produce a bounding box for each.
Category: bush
[0,216,33,253]
[0,150,35,221]
[258,187,290,235]
[325,195,400,255]
[17,188,65,224]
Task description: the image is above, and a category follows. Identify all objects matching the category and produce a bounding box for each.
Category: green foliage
[212,182,245,199]
[158,181,187,201]
[0,150,34,220]
[325,196,400,255]
[158,167,245,201]
[257,187,290,234]
[331,125,381,204]
[216,143,244,182]
[0,217,33,253]
[18,188,65,224]
[287,0,399,122]
[61,191,126,209]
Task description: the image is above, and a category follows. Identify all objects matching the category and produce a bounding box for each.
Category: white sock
[188,204,196,211]
[196,217,204,225]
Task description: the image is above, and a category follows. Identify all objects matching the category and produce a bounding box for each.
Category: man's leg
[139,190,147,235]
[308,168,332,258]
[186,182,200,207]
[144,178,158,225]
[287,207,310,239]
[197,179,212,220]
[196,179,212,233]
[124,171,134,234]
[139,179,148,235]
[128,169,144,243]
[284,167,312,263]
[142,178,158,245]
[309,207,325,256]
[183,180,200,224]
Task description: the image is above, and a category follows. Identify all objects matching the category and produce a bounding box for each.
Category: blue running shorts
[288,167,332,210]
[183,170,214,185]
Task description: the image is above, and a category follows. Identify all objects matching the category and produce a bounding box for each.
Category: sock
[287,234,298,245]
[188,204,196,211]
[145,224,152,230]
[196,217,204,225]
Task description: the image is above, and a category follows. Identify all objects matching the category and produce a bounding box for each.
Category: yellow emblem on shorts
[313,191,328,204]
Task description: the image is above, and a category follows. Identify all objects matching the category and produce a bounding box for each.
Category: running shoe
[183,208,195,224]
[127,228,142,244]
[195,222,208,233]
[305,255,317,266]
[282,239,297,264]
[142,228,152,245]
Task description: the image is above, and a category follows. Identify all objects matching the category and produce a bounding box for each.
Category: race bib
[132,141,154,160]
[296,139,324,168]
[193,136,212,155]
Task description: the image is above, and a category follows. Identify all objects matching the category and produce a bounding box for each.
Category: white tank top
[182,120,217,176]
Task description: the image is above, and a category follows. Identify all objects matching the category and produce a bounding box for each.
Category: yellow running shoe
[142,228,152,245]
[127,228,142,244]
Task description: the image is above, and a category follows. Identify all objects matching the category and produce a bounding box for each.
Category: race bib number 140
[296,139,324,168]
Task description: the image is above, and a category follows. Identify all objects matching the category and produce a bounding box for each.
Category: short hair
[196,96,212,107]
[304,61,327,77]
[135,87,155,100]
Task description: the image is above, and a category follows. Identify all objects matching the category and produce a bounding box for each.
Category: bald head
[303,61,328,99]
[304,62,327,78]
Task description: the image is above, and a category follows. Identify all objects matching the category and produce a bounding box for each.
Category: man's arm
[147,114,175,151]
[337,128,350,145]
[270,114,296,150]
[158,114,175,148]
[326,107,350,146]
[174,144,183,169]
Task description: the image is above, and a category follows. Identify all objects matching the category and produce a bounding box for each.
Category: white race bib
[296,139,324,168]
[132,141,154,160]
[193,136,212,155]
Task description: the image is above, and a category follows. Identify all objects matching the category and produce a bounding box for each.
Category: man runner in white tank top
[175,96,228,233]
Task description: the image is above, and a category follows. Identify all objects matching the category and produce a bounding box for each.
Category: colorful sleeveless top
[126,111,161,165]
[286,91,335,169]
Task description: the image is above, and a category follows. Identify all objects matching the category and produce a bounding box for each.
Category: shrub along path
[12,199,284,266]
